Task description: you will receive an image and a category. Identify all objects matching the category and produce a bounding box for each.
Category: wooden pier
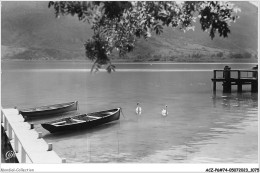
[1,108,66,163]
[212,66,258,93]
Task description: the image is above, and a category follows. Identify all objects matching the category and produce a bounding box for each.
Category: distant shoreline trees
[48,1,240,72]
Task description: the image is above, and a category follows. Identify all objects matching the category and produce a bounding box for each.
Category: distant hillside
[1,1,258,62]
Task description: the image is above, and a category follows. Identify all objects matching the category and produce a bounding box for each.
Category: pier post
[237,83,242,93]
[38,132,42,139]
[237,71,242,92]
[252,65,258,78]
[8,123,13,140]
[4,116,8,131]
[251,81,258,93]
[47,143,53,151]
[213,70,216,92]
[223,66,231,93]
[30,124,34,130]
[21,147,26,163]
[252,65,258,93]
[14,134,19,153]
[1,111,3,123]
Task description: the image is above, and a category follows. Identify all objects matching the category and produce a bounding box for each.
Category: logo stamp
[5,150,16,160]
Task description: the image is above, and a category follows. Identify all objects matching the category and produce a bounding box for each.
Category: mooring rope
[119,107,126,119]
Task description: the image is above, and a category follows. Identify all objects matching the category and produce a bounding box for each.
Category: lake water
[1,61,258,163]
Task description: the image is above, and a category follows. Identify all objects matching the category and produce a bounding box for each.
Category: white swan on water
[136,102,142,115]
[162,105,168,116]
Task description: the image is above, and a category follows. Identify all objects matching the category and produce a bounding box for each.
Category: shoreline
[1,59,258,64]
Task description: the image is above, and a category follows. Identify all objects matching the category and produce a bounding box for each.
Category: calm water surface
[1,61,258,163]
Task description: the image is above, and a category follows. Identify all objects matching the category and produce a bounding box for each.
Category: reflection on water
[1,62,258,163]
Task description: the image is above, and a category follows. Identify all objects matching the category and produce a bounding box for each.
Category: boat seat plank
[71,118,86,123]
[52,121,66,125]
[87,115,102,119]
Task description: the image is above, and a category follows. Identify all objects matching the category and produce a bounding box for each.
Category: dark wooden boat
[19,101,78,120]
[41,108,121,133]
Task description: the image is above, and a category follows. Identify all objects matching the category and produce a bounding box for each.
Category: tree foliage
[48,1,240,72]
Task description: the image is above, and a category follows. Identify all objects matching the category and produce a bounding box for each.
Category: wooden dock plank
[2,108,63,163]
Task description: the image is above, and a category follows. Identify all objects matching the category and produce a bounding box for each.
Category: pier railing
[213,70,258,80]
[1,108,65,163]
[2,109,32,163]
[212,66,258,93]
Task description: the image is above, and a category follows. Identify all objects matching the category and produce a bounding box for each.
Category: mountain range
[1,1,258,62]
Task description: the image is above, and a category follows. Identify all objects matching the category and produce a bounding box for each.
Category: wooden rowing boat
[41,108,121,133]
[19,101,78,120]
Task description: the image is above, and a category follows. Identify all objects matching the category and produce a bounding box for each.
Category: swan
[162,105,168,116]
[136,103,142,115]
